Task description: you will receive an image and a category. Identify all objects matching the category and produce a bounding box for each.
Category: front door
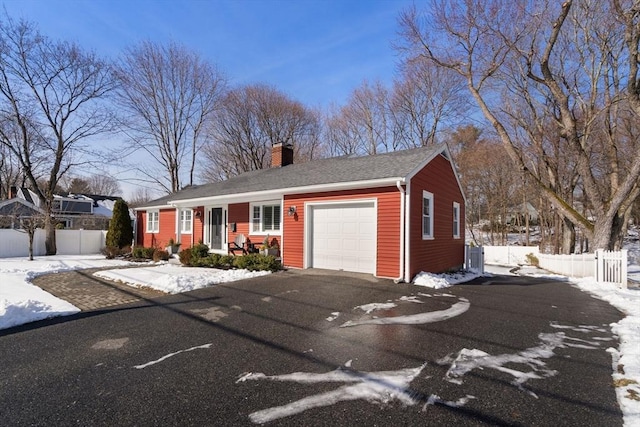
[209,207,224,250]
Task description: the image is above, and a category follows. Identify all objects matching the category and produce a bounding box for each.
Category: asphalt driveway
[0,269,624,426]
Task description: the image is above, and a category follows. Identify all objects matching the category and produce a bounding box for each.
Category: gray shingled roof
[142,144,447,207]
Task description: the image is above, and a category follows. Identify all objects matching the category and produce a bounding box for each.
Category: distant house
[135,143,466,282]
[505,202,539,225]
[0,197,44,228]
[2,187,127,230]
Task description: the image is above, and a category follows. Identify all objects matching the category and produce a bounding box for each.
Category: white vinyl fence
[483,245,628,288]
[483,245,539,266]
[0,229,107,258]
[595,249,628,288]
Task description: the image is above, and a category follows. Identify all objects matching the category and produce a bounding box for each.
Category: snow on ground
[0,255,135,330]
[94,264,270,294]
[0,255,270,330]
[412,269,486,289]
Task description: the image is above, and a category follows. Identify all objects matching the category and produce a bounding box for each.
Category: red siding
[136,208,176,248]
[136,207,205,249]
[409,154,465,278]
[284,187,402,278]
[179,207,205,248]
[227,203,281,253]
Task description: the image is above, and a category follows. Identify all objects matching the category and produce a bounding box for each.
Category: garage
[308,201,377,274]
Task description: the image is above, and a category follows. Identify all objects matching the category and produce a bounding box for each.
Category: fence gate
[595,249,628,289]
[465,245,484,274]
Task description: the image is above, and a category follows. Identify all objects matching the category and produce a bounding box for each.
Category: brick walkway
[31,267,166,311]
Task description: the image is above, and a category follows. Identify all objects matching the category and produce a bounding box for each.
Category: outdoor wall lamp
[288,206,297,216]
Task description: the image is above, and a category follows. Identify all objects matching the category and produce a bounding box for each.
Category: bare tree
[391,58,469,149]
[204,84,322,180]
[127,187,154,209]
[114,40,226,193]
[87,174,121,196]
[324,65,468,157]
[399,0,640,251]
[0,142,25,198]
[0,15,115,255]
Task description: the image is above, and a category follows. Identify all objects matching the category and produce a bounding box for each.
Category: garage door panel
[310,202,376,274]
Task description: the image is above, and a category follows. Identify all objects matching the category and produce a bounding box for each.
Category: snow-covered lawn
[94,264,270,294]
[0,255,269,330]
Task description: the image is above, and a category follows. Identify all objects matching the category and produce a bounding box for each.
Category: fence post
[621,249,628,289]
[465,245,469,270]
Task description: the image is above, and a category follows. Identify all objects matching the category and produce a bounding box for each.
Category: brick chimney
[271,143,294,168]
[9,186,17,199]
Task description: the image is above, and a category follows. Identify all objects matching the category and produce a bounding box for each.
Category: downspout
[404,180,411,283]
[172,205,181,245]
[395,180,406,283]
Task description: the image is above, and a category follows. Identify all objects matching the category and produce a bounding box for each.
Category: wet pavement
[0,269,624,426]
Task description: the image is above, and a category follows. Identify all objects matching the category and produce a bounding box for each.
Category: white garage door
[309,202,376,274]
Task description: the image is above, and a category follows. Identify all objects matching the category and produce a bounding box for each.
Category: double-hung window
[453,202,460,239]
[146,210,159,233]
[180,209,192,234]
[422,191,434,239]
[251,202,281,234]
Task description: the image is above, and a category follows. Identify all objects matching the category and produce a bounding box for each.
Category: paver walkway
[31,267,166,311]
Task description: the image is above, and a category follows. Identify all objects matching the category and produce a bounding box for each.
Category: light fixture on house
[195,209,202,218]
[288,206,297,216]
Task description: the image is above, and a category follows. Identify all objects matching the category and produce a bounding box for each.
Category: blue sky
[3,0,414,108]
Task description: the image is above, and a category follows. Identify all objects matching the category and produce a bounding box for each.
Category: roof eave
[166,177,406,208]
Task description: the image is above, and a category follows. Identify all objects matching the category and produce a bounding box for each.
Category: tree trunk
[28,231,34,261]
[44,214,57,256]
[562,217,575,254]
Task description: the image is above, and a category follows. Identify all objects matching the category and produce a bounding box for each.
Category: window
[180,209,192,234]
[422,191,434,239]
[453,202,460,239]
[250,202,281,234]
[146,210,159,233]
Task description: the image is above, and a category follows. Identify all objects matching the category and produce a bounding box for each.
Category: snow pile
[94,264,271,294]
[412,270,485,288]
[0,255,134,330]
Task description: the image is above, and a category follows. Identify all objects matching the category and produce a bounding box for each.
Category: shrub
[191,243,210,259]
[525,253,539,267]
[106,199,133,249]
[219,255,234,268]
[179,249,192,266]
[132,245,156,260]
[102,246,120,259]
[233,253,281,272]
[153,248,170,262]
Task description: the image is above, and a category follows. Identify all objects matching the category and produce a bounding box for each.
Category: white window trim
[180,209,193,234]
[146,210,159,233]
[422,191,434,240]
[250,200,282,236]
[453,201,460,239]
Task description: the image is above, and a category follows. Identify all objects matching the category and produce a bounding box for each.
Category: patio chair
[229,234,248,255]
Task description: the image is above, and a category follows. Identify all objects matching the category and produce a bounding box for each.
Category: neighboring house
[505,202,539,225]
[0,197,45,228]
[4,187,127,230]
[135,143,466,282]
